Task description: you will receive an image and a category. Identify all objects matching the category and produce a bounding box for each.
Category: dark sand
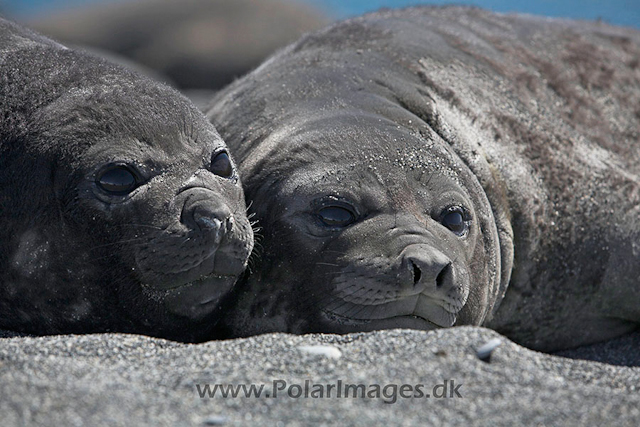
[1,327,638,426]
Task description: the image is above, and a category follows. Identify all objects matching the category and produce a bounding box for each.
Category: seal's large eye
[440,206,469,237]
[317,206,356,228]
[210,151,233,178]
[97,166,138,195]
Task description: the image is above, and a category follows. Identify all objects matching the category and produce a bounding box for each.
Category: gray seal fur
[207,6,640,351]
[0,17,253,341]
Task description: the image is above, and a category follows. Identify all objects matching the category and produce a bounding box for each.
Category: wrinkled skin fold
[207,6,640,351]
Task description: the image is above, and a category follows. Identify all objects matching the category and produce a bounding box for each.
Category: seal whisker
[87,236,152,251]
[319,249,347,255]
[339,296,378,321]
[325,284,372,313]
[318,271,344,277]
[118,223,165,231]
[246,247,264,273]
[293,270,355,315]
[298,291,357,328]
[296,270,384,323]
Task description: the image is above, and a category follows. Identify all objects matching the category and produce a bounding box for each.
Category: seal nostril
[412,262,422,285]
[184,197,233,236]
[436,263,452,288]
[194,214,222,231]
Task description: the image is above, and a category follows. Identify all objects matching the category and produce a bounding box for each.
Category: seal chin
[321,310,441,333]
[322,293,461,330]
[320,294,460,334]
[142,273,238,320]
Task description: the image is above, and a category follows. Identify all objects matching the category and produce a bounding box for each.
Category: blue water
[306,0,640,28]
[1,0,639,28]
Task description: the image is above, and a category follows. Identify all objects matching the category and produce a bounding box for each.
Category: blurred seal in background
[26,0,329,95]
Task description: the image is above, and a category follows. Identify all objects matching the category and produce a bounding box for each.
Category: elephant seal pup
[207,7,640,351]
[0,18,253,342]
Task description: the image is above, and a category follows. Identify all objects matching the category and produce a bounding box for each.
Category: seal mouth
[143,272,237,292]
[321,309,441,332]
[141,273,238,319]
[322,293,460,329]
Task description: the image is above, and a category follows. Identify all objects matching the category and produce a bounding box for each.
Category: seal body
[0,18,253,341]
[207,7,640,351]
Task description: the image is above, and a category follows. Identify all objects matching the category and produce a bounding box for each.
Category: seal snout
[181,190,234,243]
[401,245,454,295]
[134,185,247,291]
[191,206,234,237]
[396,245,469,327]
[175,186,251,277]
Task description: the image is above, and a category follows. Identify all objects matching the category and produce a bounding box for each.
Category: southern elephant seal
[0,17,253,341]
[207,6,640,351]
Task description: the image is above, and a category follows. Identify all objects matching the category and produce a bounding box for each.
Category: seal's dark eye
[97,166,137,195]
[441,207,469,237]
[317,206,356,228]
[210,151,233,178]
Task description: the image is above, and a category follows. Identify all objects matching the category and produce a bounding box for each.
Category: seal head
[275,114,499,333]
[210,105,504,336]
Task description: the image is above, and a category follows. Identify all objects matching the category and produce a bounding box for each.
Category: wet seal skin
[0,17,253,341]
[207,6,640,351]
